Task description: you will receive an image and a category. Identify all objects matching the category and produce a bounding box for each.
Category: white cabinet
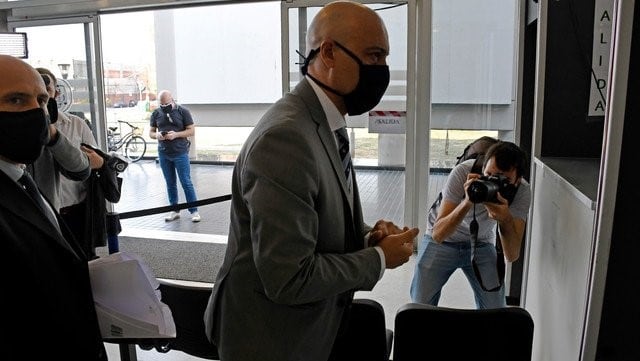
[523,0,636,359]
[525,158,598,361]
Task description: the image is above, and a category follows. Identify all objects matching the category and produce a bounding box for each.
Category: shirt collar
[56,112,70,125]
[306,75,346,132]
[0,158,25,182]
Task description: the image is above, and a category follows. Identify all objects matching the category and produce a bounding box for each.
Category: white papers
[89,252,176,339]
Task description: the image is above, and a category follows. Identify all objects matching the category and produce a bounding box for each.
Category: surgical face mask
[160,104,172,114]
[301,41,390,116]
[0,108,49,164]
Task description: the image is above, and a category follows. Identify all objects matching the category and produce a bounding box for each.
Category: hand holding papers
[89,252,176,339]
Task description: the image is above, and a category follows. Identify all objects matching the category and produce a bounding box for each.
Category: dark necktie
[335,127,353,186]
[18,172,59,227]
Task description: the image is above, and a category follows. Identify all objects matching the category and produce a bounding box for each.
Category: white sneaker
[191,212,201,223]
[165,211,180,222]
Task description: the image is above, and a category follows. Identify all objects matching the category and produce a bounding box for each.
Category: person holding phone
[149,90,200,222]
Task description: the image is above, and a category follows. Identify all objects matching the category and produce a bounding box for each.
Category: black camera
[81,143,129,173]
[105,153,129,173]
[467,174,511,204]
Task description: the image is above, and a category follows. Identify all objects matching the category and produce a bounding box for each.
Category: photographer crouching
[410,140,531,309]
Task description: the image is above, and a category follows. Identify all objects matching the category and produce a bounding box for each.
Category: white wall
[154,0,518,130]
[432,0,516,105]
[160,2,283,104]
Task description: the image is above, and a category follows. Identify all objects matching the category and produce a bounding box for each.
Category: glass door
[281,0,429,229]
[11,17,108,149]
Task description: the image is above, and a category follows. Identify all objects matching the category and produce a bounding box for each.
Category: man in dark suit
[204,2,418,360]
[0,54,106,360]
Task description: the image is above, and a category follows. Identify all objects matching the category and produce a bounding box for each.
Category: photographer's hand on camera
[81,145,105,170]
[463,173,482,203]
[81,143,128,173]
[483,192,510,221]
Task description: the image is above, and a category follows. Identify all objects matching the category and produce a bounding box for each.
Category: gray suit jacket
[204,79,382,361]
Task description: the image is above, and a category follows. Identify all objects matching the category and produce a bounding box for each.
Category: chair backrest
[156,279,219,360]
[393,303,534,361]
[328,298,393,361]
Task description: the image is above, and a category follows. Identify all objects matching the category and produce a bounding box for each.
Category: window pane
[430,0,518,166]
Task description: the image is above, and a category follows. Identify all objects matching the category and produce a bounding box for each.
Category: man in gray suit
[204,2,418,360]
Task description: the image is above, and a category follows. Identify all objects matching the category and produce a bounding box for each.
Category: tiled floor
[103,161,475,361]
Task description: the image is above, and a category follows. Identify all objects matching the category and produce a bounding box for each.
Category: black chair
[328,298,393,361]
[138,279,219,360]
[393,303,534,361]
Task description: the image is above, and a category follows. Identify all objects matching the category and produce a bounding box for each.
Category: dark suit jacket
[204,78,382,361]
[0,171,106,360]
[84,164,122,251]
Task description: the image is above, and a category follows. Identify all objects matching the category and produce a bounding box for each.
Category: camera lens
[467,179,500,203]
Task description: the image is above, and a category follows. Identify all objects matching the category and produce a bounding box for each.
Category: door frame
[9,15,109,151]
[280,0,432,231]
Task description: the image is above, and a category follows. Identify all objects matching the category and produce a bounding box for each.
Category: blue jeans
[158,151,198,213]
[410,234,505,309]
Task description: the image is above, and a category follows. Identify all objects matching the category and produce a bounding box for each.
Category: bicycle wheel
[124,135,147,162]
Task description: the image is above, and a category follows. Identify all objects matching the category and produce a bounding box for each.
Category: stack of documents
[89,252,176,339]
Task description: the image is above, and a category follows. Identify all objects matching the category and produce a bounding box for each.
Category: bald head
[0,55,50,164]
[304,1,389,115]
[307,1,387,51]
[0,55,49,113]
[158,90,174,105]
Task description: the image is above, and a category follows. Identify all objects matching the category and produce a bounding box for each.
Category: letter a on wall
[588,0,614,117]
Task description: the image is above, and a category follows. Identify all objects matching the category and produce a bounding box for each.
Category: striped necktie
[335,127,353,186]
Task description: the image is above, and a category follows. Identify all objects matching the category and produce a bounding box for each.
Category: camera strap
[470,156,485,174]
[470,204,505,292]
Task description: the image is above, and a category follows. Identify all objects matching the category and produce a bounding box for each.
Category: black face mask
[301,41,390,116]
[40,74,58,124]
[0,108,49,164]
[47,98,58,124]
[160,104,172,114]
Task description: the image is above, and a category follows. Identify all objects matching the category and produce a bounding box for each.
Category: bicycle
[107,120,147,162]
